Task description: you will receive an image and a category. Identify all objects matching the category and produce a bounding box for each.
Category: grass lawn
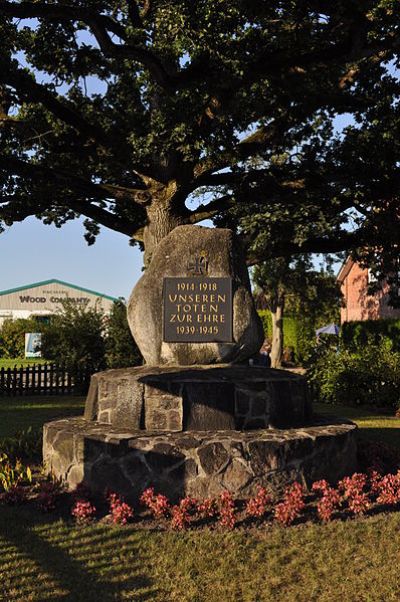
[0,358,49,369]
[1,399,400,601]
[314,402,400,449]
[0,395,85,438]
[1,505,400,601]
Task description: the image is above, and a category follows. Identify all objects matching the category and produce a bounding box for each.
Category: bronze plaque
[163,277,233,342]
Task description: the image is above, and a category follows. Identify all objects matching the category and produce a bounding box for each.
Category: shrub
[104,299,142,368]
[41,300,106,391]
[312,480,341,522]
[217,491,236,530]
[71,499,97,524]
[338,473,370,516]
[0,454,32,492]
[274,482,305,525]
[0,427,42,462]
[257,310,315,363]
[107,491,134,524]
[245,486,272,518]
[140,487,170,519]
[342,319,400,352]
[307,336,400,408]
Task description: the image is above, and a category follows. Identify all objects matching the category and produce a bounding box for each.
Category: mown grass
[0,358,49,369]
[1,505,400,601]
[0,396,85,438]
[314,402,400,449]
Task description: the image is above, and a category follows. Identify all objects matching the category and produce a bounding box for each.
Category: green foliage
[257,310,272,338]
[253,257,341,364]
[0,318,42,359]
[0,427,42,463]
[0,2,399,271]
[307,337,400,409]
[105,299,142,368]
[41,301,106,374]
[257,310,317,363]
[341,319,400,352]
[0,453,32,492]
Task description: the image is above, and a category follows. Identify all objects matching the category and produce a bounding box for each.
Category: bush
[342,319,400,352]
[307,337,400,409]
[105,299,142,368]
[41,300,106,374]
[0,427,42,462]
[0,318,42,359]
[40,300,106,391]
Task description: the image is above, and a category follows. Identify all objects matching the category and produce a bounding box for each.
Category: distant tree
[105,299,142,368]
[0,317,41,359]
[253,256,341,367]
[41,300,106,373]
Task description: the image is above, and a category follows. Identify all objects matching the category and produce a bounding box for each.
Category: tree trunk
[142,185,187,266]
[270,296,284,368]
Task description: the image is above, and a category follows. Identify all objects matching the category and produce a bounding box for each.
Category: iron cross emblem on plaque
[187,254,208,275]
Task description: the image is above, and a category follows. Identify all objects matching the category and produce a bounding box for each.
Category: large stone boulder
[128,225,263,365]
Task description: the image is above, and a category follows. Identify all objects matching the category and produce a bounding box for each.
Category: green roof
[0,279,119,302]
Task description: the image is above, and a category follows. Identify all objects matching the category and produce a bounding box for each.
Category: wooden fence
[0,363,92,396]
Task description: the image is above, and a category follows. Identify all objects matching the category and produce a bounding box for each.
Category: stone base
[84,365,311,432]
[43,416,357,501]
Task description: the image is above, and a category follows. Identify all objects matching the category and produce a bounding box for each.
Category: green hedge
[341,319,400,351]
[307,337,400,408]
[257,310,314,362]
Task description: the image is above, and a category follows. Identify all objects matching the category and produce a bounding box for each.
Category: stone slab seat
[43,415,357,501]
[83,365,312,432]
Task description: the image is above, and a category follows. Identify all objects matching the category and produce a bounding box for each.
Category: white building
[0,278,118,326]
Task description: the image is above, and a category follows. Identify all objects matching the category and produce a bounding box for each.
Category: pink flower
[140,487,170,518]
[107,491,134,525]
[245,486,272,518]
[274,482,305,526]
[71,499,96,524]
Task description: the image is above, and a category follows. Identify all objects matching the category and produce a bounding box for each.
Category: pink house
[337,258,400,323]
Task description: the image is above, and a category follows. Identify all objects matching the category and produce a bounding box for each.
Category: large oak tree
[0,0,399,270]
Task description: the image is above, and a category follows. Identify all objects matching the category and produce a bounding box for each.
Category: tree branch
[0,1,174,89]
[1,61,110,147]
[0,154,150,206]
[245,229,374,265]
[0,158,147,236]
[194,170,306,191]
[188,195,234,224]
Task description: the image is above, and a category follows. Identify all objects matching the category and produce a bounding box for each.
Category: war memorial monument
[43,225,357,500]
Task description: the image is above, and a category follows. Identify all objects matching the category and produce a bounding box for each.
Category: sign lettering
[163,277,232,342]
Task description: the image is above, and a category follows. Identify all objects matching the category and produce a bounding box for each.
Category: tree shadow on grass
[356,427,400,449]
[0,508,158,602]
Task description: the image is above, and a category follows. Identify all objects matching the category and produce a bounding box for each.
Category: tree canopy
[0,1,399,270]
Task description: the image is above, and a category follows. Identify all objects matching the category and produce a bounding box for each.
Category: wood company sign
[163,277,233,343]
[0,279,117,313]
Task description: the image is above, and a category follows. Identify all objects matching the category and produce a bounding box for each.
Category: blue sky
[0,217,143,299]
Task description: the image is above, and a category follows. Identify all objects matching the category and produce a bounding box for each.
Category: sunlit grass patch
[2,506,400,601]
[314,403,400,449]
